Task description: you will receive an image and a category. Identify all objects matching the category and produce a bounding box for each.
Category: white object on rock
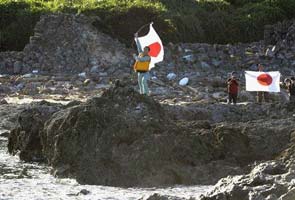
[179,77,189,86]
[182,55,194,62]
[167,73,176,80]
[32,70,39,74]
[22,73,33,78]
[78,72,86,79]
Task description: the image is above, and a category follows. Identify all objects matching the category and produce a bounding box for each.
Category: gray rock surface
[5,83,295,188]
[8,101,62,162]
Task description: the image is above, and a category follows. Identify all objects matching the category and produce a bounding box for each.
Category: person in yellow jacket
[133,33,151,95]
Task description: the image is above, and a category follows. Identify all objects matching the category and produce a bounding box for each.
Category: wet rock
[0,131,10,137]
[200,158,294,200]
[143,193,192,200]
[281,189,295,200]
[78,189,90,195]
[8,101,62,162]
[0,85,11,93]
[0,99,8,105]
[41,84,226,187]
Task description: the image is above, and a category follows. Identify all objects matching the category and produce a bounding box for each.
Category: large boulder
[8,101,62,162]
[200,160,292,200]
[200,119,295,200]
[41,83,217,186]
[142,193,193,200]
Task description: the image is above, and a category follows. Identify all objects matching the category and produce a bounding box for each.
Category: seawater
[0,136,212,200]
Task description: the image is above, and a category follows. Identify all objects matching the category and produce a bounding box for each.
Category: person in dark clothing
[227,72,239,105]
[256,64,270,103]
[287,77,295,102]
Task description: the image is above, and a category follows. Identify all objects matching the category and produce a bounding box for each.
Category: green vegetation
[1,0,295,51]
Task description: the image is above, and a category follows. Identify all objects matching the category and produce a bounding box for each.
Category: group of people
[132,34,295,104]
[227,64,295,105]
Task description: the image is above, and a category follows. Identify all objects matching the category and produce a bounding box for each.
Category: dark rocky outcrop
[8,101,62,162]
[200,122,295,200]
[142,193,192,200]
[6,83,295,188]
[200,159,295,200]
[41,84,217,186]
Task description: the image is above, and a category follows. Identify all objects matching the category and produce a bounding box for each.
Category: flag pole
[131,22,153,49]
[135,22,153,35]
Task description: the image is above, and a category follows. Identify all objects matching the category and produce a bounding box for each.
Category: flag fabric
[136,24,164,69]
[245,71,281,92]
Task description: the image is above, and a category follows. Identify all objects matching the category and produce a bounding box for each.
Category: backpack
[133,61,150,72]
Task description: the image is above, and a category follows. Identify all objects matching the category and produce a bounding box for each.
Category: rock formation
[7,83,295,188]
[8,101,62,162]
[0,14,131,75]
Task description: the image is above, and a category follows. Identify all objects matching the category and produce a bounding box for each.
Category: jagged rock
[0,14,131,75]
[0,131,9,137]
[41,85,220,186]
[8,101,62,162]
[142,193,193,200]
[0,99,8,105]
[280,189,295,200]
[13,61,22,74]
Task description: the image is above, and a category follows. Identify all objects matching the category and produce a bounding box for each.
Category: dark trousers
[257,92,269,103]
[228,93,238,104]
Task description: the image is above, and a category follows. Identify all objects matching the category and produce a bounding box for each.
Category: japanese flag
[137,23,164,69]
[245,71,281,92]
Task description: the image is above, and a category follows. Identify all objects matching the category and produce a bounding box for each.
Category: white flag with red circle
[136,24,164,69]
[245,71,281,92]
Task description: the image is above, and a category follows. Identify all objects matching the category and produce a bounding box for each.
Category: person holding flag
[133,33,151,95]
[256,64,270,103]
[132,23,164,95]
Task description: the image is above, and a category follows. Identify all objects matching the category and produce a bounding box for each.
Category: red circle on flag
[148,42,161,57]
[257,73,272,86]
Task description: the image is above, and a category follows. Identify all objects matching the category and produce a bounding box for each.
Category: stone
[144,193,191,200]
[212,92,226,100]
[78,72,86,79]
[179,77,189,86]
[8,101,62,162]
[200,61,210,69]
[0,99,8,105]
[280,189,295,200]
[167,73,177,81]
[13,61,22,74]
[78,189,90,195]
[0,131,10,137]
[90,65,100,73]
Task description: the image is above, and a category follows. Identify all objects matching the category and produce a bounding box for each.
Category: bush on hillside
[0,0,293,51]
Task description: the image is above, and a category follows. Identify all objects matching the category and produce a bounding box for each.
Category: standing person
[286,77,295,102]
[256,64,270,103]
[133,33,151,95]
[227,71,239,105]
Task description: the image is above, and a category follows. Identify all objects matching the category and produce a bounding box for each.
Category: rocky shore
[1,13,295,199]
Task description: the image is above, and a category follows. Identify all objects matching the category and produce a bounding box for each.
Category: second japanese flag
[245,71,281,92]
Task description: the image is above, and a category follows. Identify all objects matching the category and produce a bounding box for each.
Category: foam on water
[0,136,212,200]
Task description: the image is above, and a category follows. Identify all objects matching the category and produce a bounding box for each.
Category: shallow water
[0,136,212,200]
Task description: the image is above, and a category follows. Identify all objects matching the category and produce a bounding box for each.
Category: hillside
[1,0,295,51]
